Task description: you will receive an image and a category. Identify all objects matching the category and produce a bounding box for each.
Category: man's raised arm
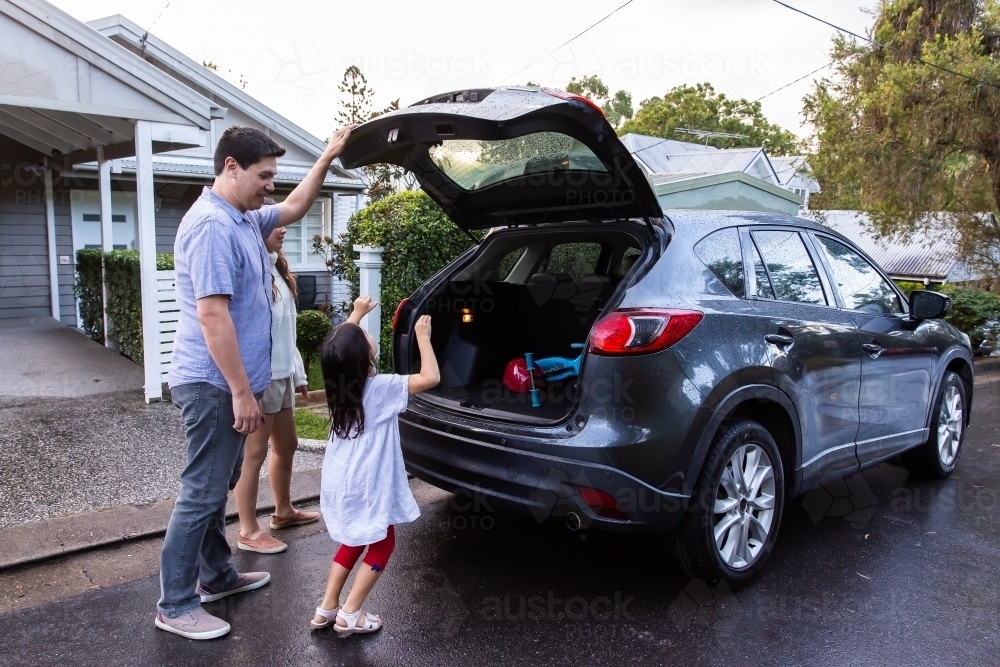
[276,127,353,227]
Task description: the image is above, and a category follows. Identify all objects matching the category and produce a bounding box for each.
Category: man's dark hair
[213,126,286,175]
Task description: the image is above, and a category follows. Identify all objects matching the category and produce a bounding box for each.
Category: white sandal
[310,606,339,630]
[334,608,382,636]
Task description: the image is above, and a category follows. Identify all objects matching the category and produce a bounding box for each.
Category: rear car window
[694,228,745,297]
[815,236,902,314]
[751,230,826,305]
[427,132,607,191]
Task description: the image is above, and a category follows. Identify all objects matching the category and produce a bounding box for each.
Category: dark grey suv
[341,87,975,585]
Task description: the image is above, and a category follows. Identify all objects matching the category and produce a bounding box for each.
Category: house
[0,0,362,401]
[770,155,821,212]
[619,132,817,216]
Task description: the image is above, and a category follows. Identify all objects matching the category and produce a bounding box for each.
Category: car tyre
[900,371,967,478]
[674,418,784,587]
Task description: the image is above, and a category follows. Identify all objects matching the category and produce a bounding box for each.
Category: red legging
[333,525,396,573]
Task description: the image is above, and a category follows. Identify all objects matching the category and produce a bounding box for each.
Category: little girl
[311,295,440,635]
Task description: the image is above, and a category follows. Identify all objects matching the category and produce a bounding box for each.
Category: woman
[234,224,319,553]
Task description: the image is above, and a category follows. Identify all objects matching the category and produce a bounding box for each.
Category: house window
[282,199,329,271]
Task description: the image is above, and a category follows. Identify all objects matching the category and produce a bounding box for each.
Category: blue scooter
[524,343,584,408]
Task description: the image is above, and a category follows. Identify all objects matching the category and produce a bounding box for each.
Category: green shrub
[893,280,926,297]
[74,249,173,364]
[74,248,105,343]
[938,284,1000,345]
[342,191,475,372]
[297,310,332,381]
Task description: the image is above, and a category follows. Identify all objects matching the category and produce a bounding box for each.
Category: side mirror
[909,290,952,320]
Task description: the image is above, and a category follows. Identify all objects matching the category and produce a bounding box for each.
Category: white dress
[320,373,420,546]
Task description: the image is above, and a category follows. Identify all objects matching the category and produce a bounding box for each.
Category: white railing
[155,270,179,385]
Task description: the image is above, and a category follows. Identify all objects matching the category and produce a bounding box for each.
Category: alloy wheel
[937,385,963,467]
[714,444,776,570]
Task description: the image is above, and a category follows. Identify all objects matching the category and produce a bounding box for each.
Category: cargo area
[407,225,648,423]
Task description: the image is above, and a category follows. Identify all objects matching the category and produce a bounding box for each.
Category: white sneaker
[155,607,231,640]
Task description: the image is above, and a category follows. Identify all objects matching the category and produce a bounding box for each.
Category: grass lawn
[295,408,329,441]
[307,357,323,390]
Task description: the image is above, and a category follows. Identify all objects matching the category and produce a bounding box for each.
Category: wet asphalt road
[1,379,998,667]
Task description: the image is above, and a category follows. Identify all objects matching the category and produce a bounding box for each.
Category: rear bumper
[399,414,689,533]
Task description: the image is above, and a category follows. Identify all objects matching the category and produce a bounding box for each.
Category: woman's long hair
[321,323,374,439]
[262,197,298,304]
[271,248,298,303]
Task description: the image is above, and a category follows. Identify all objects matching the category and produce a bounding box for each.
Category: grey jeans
[158,382,257,617]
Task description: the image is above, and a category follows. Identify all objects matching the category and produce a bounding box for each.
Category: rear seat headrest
[529,273,557,284]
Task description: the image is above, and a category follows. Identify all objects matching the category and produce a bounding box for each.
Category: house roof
[70,153,363,188]
[88,14,358,181]
[652,171,803,204]
[770,156,821,194]
[813,210,963,281]
[0,0,223,162]
[619,132,778,185]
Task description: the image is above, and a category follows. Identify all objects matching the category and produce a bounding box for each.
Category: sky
[50,0,879,142]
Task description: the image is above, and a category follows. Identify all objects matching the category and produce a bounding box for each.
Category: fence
[154,270,179,387]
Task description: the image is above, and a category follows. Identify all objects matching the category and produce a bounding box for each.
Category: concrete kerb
[0,469,321,573]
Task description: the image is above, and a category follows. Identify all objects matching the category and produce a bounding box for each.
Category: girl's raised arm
[408,315,440,395]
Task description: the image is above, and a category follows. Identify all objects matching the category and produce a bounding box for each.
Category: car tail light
[392,298,410,332]
[541,87,606,118]
[577,486,628,520]
[590,309,703,356]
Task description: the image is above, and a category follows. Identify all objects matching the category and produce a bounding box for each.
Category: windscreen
[427,132,607,191]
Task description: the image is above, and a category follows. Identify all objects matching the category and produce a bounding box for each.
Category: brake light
[577,486,628,520]
[392,298,410,332]
[541,87,606,118]
[590,309,703,355]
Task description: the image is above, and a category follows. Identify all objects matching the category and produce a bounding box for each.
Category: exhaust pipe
[565,511,582,531]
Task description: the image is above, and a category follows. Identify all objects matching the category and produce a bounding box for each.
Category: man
[155,125,351,640]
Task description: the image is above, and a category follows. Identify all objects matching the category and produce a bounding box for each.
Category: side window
[752,243,774,299]
[693,228,745,297]
[497,247,527,280]
[751,230,826,305]
[543,243,602,282]
[815,236,903,314]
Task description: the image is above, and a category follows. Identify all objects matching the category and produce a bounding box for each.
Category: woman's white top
[269,252,307,386]
[320,373,420,546]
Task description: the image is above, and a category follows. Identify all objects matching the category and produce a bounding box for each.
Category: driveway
[0,318,324,529]
[0,317,145,402]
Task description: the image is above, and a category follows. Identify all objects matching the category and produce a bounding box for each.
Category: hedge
[297,309,332,381]
[74,249,174,365]
[341,190,475,372]
[894,280,1000,346]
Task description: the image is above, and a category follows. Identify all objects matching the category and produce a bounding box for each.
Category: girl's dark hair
[321,322,374,439]
[271,248,298,303]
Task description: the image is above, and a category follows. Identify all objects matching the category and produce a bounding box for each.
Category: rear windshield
[427,132,607,191]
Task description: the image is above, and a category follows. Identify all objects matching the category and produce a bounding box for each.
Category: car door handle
[765,334,794,347]
[862,342,883,358]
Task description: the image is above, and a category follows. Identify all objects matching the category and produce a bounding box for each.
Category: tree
[803,0,1000,281]
[336,66,405,201]
[202,60,247,90]
[565,75,634,128]
[619,83,800,155]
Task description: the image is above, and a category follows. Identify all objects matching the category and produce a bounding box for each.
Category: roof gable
[0,0,222,129]
[88,14,358,181]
